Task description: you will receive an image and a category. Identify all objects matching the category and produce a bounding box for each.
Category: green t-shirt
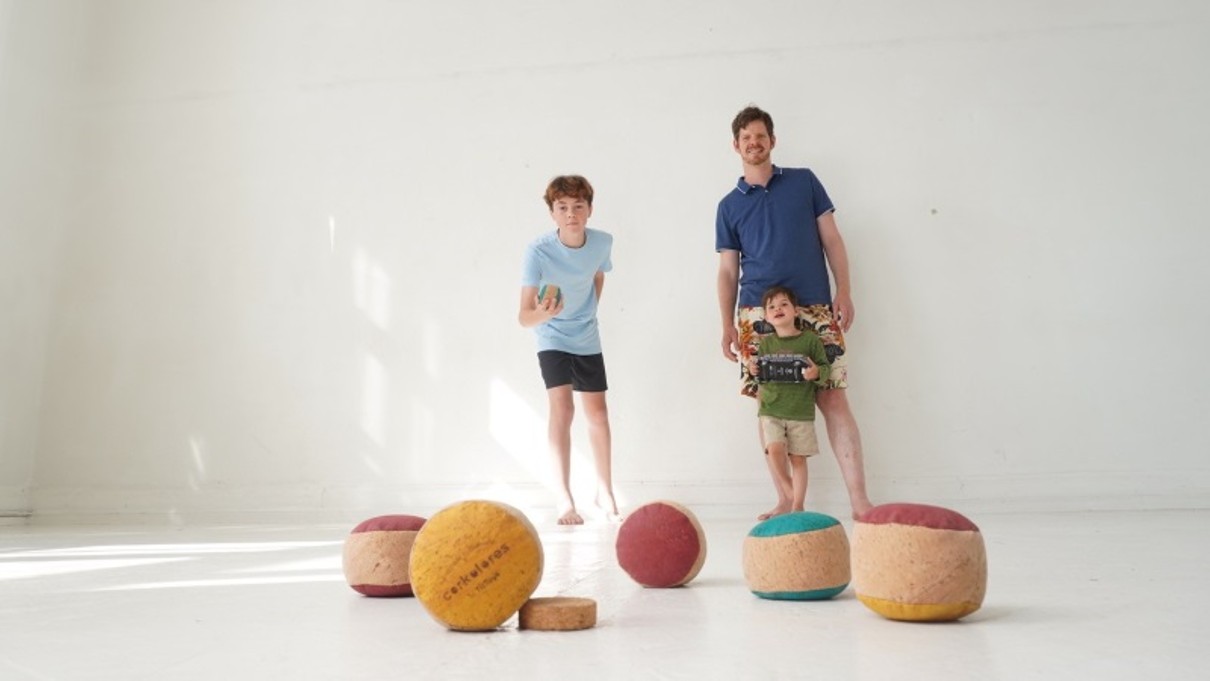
[756,331,832,421]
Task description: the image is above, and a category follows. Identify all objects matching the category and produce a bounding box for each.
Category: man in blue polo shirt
[716,105,874,520]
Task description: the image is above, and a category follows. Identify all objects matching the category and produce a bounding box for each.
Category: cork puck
[518,597,597,631]
[409,500,544,631]
[615,501,707,588]
[342,514,427,597]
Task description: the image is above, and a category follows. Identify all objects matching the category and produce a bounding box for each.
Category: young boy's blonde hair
[543,175,594,210]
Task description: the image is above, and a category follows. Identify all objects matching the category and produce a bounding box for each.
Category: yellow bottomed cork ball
[409,500,544,631]
[852,503,987,622]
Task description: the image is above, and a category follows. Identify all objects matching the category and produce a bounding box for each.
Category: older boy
[518,175,620,525]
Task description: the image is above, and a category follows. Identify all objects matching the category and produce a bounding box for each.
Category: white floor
[1,509,1206,680]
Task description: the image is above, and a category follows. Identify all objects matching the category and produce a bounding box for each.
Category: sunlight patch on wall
[352,247,391,329]
[187,436,207,491]
[488,377,550,481]
[422,318,441,379]
[361,354,386,447]
[409,397,436,469]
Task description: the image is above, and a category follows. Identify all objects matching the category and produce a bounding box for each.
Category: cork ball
[743,511,850,600]
[615,501,707,588]
[342,514,427,597]
[852,503,987,622]
[409,500,544,631]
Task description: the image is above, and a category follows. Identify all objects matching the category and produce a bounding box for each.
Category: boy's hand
[534,293,564,320]
[746,357,759,377]
[802,359,820,381]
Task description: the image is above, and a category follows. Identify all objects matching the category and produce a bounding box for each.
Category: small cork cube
[342,514,427,597]
[743,512,850,600]
[409,500,544,631]
[615,501,707,588]
[852,503,987,622]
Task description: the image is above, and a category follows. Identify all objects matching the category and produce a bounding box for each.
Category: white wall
[19,0,1210,523]
[0,0,83,518]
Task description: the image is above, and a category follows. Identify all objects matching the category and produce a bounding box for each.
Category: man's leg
[815,388,873,519]
[580,390,620,520]
[546,385,582,525]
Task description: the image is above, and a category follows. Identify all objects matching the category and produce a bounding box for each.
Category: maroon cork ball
[615,501,707,588]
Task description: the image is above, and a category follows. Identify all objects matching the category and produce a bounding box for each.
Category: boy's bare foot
[594,493,622,522]
[757,503,791,521]
[557,508,584,525]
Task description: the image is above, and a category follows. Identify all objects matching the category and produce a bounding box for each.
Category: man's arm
[717,249,740,362]
[817,211,855,332]
[594,270,605,301]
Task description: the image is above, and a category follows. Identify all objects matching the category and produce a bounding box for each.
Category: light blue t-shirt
[521,228,613,355]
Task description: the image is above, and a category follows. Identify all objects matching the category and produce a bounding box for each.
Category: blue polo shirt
[715,166,835,308]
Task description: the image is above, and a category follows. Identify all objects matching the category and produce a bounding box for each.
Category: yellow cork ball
[409,500,544,631]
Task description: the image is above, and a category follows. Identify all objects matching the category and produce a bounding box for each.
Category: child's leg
[760,439,793,520]
[546,385,582,525]
[789,454,809,512]
[580,390,620,520]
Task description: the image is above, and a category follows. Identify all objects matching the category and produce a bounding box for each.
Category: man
[715,105,874,520]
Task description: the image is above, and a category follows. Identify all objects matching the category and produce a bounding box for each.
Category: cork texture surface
[852,521,987,620]
[409,500,544,631]
[518,597,597,631]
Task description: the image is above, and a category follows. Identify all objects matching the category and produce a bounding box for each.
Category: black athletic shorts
[537,351,608,392]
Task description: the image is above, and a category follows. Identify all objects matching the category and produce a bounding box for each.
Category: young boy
[746,286,832,520]
[518,175,620,525]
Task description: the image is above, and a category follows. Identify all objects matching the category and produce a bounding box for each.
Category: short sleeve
[715,200,740,252]
[520,243,541,287]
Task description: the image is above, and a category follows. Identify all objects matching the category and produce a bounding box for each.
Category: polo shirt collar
[735,165,785,194]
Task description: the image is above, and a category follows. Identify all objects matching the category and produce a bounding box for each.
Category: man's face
[733,121,775,166]
[549,196,592,231]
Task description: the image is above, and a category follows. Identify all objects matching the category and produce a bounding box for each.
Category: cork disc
[409,500,544,631]
[518,597,597,631]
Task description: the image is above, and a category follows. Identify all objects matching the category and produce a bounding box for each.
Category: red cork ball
[615,501,707,588]
[342,514,427,597]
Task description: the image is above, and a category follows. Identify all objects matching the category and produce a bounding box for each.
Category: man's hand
[833,291,855,333]
[722,325,739,362]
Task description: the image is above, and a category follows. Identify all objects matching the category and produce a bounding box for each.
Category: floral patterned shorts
[737,303,849,398]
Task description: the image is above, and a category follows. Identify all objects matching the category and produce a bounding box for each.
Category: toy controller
[757,354,810,383]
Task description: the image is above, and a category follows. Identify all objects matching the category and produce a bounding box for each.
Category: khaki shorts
[760,416,820,457]
[737,303,848,399]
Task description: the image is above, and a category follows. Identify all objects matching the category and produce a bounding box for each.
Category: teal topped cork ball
[743,512,850,600]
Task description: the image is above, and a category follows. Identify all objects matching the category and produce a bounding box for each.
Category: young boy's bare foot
[557,508,584,525]
[757,503,791,521]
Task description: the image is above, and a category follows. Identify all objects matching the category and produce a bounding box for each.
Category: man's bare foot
[851,500,874,521]
[557,508,584,525]
[757,503,791,521]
